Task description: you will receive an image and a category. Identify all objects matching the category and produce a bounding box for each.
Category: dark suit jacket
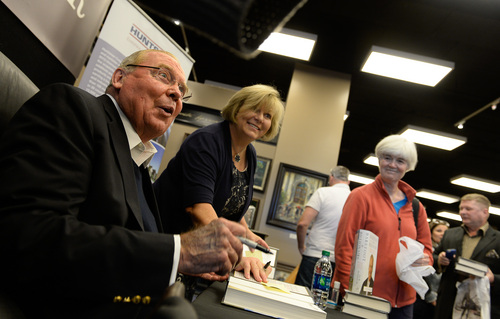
[0,84,176,318]
[434,225,500,319]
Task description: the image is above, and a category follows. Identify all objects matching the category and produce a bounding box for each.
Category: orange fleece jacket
[333,174,433,308]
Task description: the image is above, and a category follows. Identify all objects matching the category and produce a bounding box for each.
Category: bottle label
[313,274,331,291]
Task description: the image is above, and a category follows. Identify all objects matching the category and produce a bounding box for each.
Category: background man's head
[329,165,350,185]
[459,193,490,230]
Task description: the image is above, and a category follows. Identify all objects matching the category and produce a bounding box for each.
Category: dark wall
[0,2,75,88]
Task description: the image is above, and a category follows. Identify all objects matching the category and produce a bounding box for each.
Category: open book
[222,275,326,319]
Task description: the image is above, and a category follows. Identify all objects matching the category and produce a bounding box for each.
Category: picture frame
[244,198,260,229]
[253,156,272,192]
[175,103,223,129]
[266,163,328,231]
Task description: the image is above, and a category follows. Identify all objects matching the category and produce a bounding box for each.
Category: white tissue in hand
[396,236,435,299]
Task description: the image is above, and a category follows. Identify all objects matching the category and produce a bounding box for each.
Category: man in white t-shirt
[295,166,351,288]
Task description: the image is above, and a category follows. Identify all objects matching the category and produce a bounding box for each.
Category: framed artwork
[266,163,328,231]
[253,156,272,192]
[244,198,260,229]
[175,103,223,128]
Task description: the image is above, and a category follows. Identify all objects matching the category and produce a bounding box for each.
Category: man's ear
[111,68,126,89]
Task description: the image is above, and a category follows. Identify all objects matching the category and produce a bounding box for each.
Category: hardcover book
[342,302,388,319]
[455,257,488,277]
[222,275,326,319]
[343,289,391,313]
[348,229,379,296]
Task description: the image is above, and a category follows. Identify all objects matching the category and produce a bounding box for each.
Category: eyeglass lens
[126,64,190,101]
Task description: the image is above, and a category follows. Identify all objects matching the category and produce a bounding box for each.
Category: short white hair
[375,135,418,171]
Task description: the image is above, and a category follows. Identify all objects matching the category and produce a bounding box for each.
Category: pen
[237,236,273,254]
[264,261,271,270]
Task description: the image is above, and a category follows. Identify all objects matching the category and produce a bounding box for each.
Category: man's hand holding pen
[179,218,245,281]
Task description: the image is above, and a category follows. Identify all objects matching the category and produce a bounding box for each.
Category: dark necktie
[133,163,158,232]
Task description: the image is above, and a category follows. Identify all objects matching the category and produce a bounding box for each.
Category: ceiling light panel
[436,211,462,221]
[361,46,454,87]
[416,189,460,204]
[258,28,317,61]
[363,154,379,167]
[399,125,466,151]
[490,206,500,216]
[450,175,500,193]
[349,173,375,185]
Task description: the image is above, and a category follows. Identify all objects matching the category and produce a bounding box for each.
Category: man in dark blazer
[0,49,245,318]
[434,193,500,319]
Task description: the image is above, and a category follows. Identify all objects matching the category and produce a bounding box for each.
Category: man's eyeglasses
[126,64,191,102]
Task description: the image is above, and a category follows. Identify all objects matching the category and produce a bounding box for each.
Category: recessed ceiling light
[361,46,454,86]
[363,154,379,167]
[416,189,460,204]
[399,125,466,151]
[436,211,462,221]
[349,173,375,185]
[259,28,317,61]
[450,175,500,193]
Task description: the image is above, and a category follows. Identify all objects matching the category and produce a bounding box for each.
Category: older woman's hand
[234,257,272,282]
[411,253,431,267]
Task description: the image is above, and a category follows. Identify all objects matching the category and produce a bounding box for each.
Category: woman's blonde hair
[221,84,284,141]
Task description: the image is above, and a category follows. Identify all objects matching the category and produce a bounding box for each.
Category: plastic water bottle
[311,250,332,310]
[330,281,341,308]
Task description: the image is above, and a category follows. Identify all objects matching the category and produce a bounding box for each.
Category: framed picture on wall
[266,163,328,231]
[253,156,272,192]
[244,198,260,229]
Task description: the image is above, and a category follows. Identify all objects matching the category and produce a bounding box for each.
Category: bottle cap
[334,281,340,288]
[322,250,330,257]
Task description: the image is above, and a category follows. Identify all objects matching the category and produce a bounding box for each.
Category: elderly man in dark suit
[434,193,500,319]
[0,49,245,319]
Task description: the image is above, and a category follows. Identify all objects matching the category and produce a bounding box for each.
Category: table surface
[192,280,357,319]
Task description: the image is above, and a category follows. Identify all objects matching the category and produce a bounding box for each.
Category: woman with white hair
[333,135,433,319]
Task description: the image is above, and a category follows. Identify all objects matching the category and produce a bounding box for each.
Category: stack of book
[222,274,327,319]
[454,257,488,277]
[341,289,391,319]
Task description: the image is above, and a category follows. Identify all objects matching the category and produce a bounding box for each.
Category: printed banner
[78,0,194,97]
[2,0,112,77]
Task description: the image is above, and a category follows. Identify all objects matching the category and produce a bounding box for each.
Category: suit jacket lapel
[471,227,497,260]
[99,95,145,230]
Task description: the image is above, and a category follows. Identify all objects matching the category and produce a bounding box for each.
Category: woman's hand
[411,253,431,267]
[234,257,272,282]
[246,228,270,250]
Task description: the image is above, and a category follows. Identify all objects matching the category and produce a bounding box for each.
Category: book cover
[348,229,379,296]
[456,257,488,273]
[342,302,388,319]
[222,275,326,319]
[343,289,391,313]
[455,263,486,277]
